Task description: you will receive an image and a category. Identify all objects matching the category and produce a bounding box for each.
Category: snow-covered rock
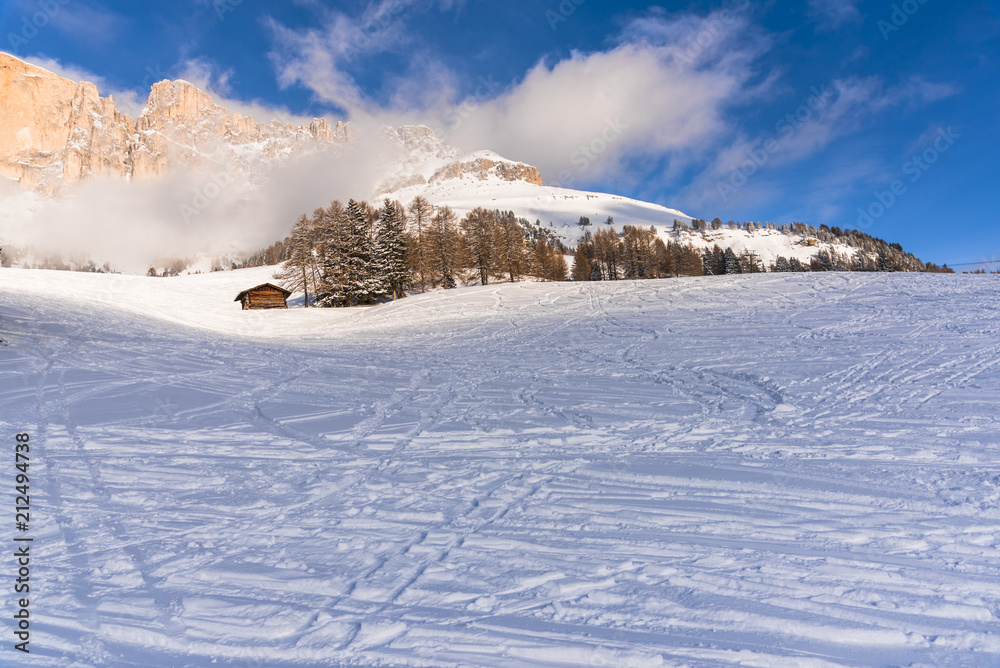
[0,53,353,193]
[0,52,894,271]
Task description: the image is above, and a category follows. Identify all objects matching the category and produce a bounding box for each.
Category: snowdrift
[1,268,999,667]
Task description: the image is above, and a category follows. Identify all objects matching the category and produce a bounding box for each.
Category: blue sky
[2,0,998,267]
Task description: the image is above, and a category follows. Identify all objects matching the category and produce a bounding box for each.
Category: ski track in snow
[1,269,1000,667]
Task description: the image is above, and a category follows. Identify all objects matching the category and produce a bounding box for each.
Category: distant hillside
[0,52,946,276]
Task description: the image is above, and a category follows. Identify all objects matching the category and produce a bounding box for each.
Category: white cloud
[267,0,422,115]
[906,123,961,156]
[1,142,397,274]
[442,10,769,186]
[808,0,862,29]
[889,76,961,107]
[268,9,770,188]
[683,75,959,209]
[447,42,754,185]
[46,1,125,43]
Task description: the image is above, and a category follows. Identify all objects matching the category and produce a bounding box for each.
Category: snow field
[1,268,999,666]
[388,174,860,267]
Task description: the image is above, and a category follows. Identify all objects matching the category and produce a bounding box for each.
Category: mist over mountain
[0,52,942,276]
[0,52,546,272]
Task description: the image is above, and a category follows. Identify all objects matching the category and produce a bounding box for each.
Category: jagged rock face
[374,126,543,195]
[133,80,353,180]
[0,53,352,193]
[429,157,543,186]
[0,54,136,191]
[384,124,458,161]
[0,53,542,197]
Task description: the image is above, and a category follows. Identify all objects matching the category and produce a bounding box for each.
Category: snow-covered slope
[1,52,880,272]
[2,268,999,667]
[391,175,692,233]
[388,175,859,266]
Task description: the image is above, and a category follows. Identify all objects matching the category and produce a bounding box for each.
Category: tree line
[676,218,953,273]
[571,226,704,281]
[260,201,955,307]
[275,197,569,307]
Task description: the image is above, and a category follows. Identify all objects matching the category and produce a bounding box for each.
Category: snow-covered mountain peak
[372,124,545,197]
[0,52,544,204]
[0,53,355,190]
[1,52,930,275]
[140,79,224,124]
[383,124,458,159]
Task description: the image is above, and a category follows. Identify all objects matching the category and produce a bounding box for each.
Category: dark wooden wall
[241,288,288,310]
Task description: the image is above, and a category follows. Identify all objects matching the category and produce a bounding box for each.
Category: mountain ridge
[0,52,356,192]
[0,53,947,275]
[0,52,543,199]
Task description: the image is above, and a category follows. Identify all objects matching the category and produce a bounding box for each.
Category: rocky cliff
[131,79,353,181]
[0,53,351,193]
[429,156,543,186]
[0,52,544,197]
[373,128,542,196]
[0,54,136,190]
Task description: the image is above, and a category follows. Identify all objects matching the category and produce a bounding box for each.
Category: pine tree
[550,248,569,281]
[710,245,726,275]
[462,207,497,285]
[407,196,433,293]
[654,238,675,277]
[676,244,704,276]
[358,202,385,303]
[724,247,741,274]
[592,227,621,280]
[376,199,409,300]
[531,239,569,281]
[854,251,875,272]
[276,213,319,306]
[339,199,377,305]
[427,206,463,289]
[876,250,895,272]
[495,211,527,282]
[621,225,656,279]
[572,236,593,281]
[314,202,352,307]
[814,250,834,272]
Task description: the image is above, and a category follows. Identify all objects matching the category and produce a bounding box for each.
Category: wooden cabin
[234,283,292,310]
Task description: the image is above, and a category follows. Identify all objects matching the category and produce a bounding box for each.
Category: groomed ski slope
[1,267,999,667]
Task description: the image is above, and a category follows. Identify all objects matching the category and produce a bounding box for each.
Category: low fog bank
[0,132,406,275]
